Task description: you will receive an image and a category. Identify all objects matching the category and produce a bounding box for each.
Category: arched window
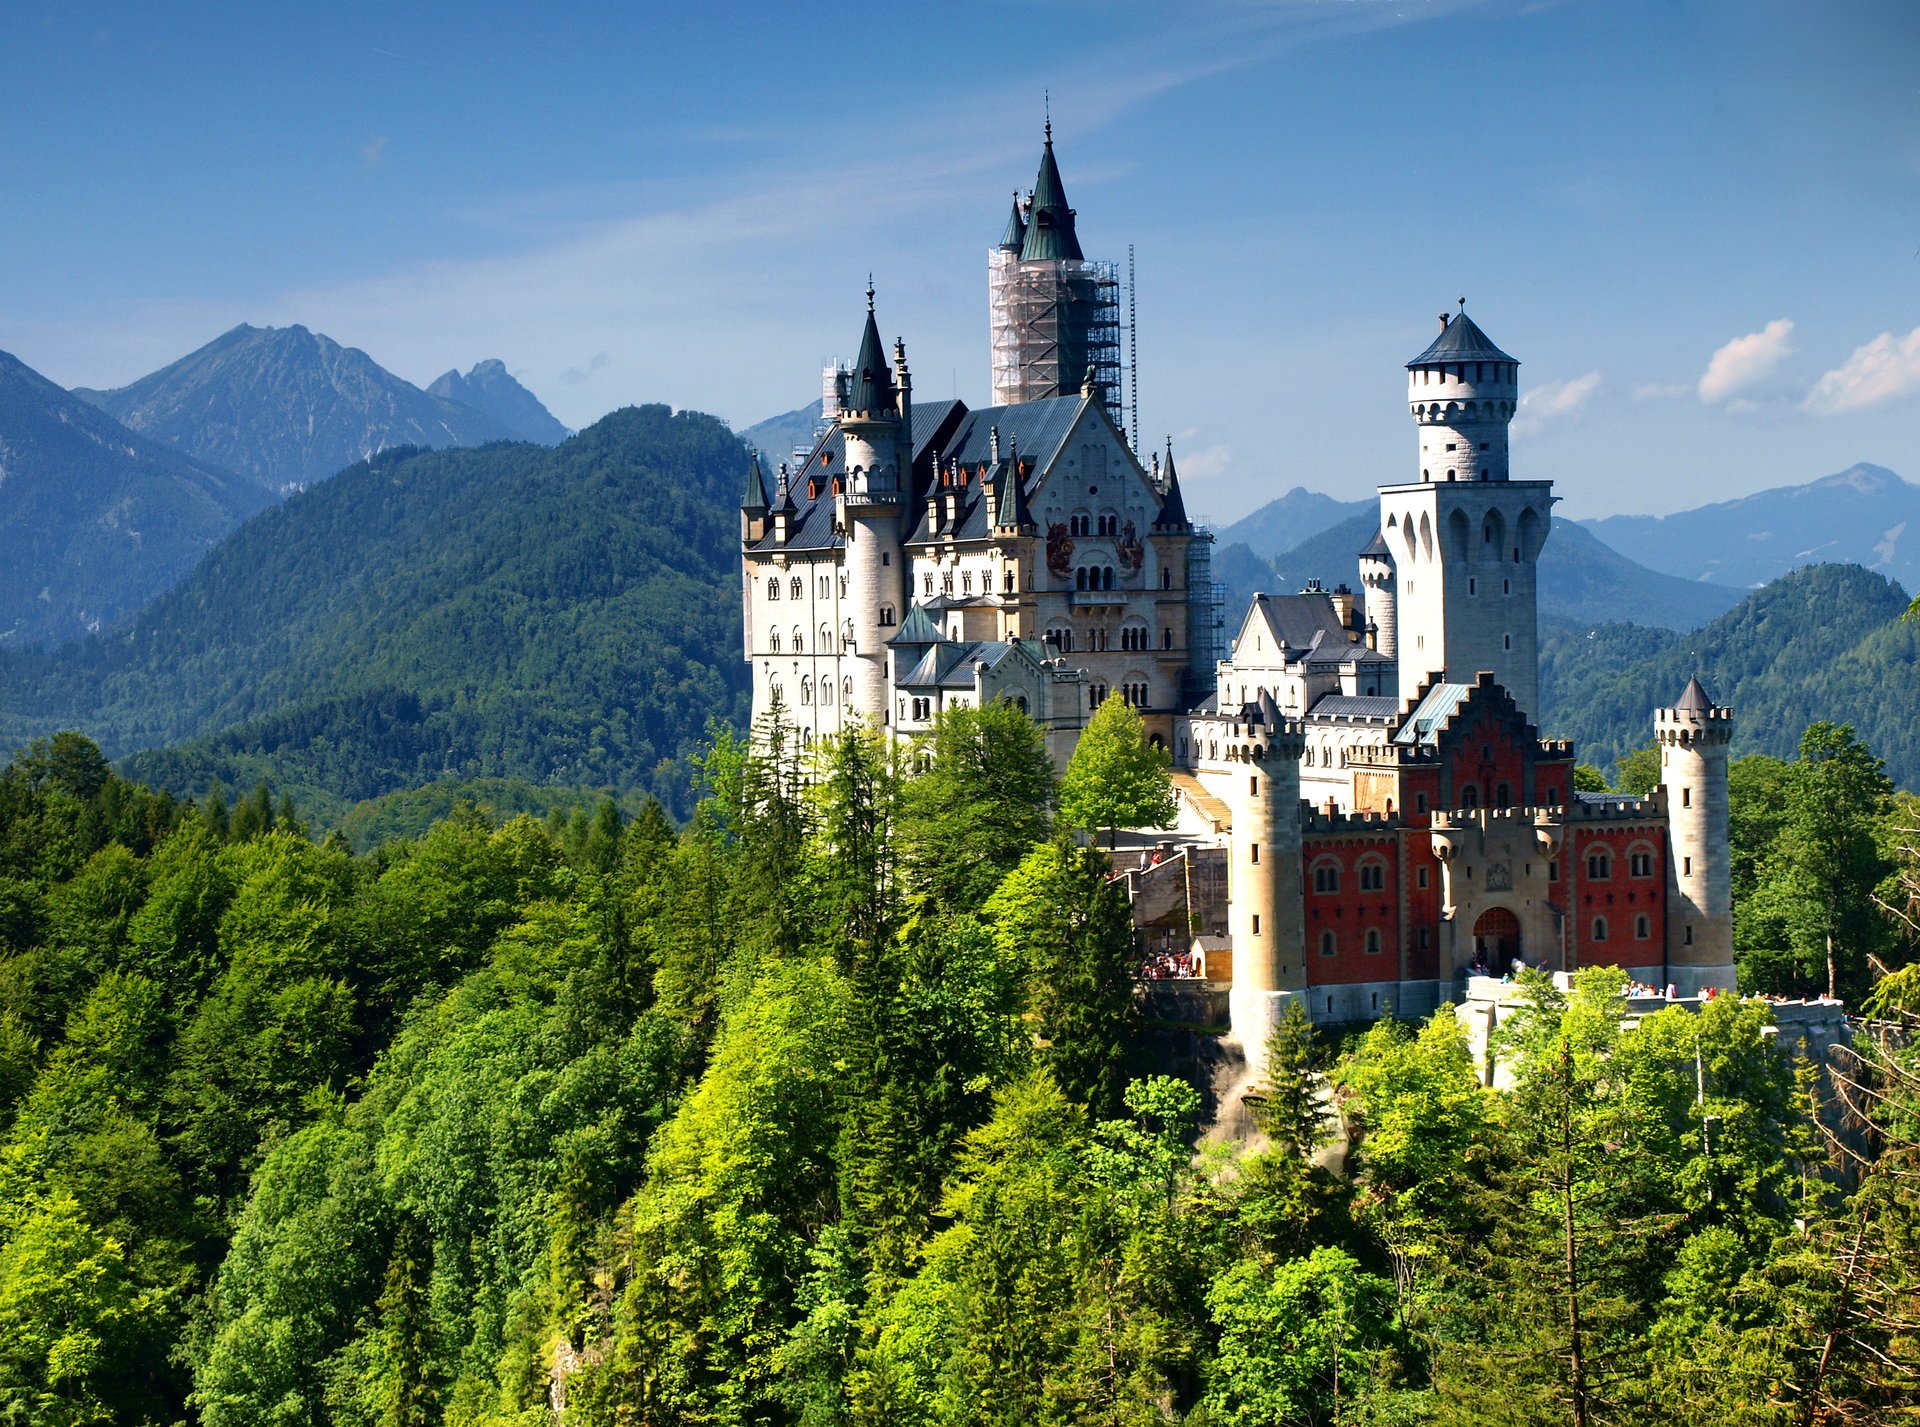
[767,577,780,599]
[1076,568,1087,590]
[1319,930,1337,957]
[1004,569,1018,593]
[923,573,935,594]
[1102,566,1115,590]
[1587,849,1612,881]
[1365,928,1382,955]
[821,678,834,705]
[1628,846,1654,878]
[1494,782,1512,808]
[841,676,852,704]
[1312,861,1341,894]
[1013,694,1029,713]
[790,576,803,599]
[1161,568,1173,590]
[1592,916,1609,942]
[1634,914,1651,940]
[799,677,813,705]
[770,631,782,653]
[820,623,832,647]
[1358,859,1386,892]
[792,625,804,651]
[879,604,896,627]
[1460,784,1479,809]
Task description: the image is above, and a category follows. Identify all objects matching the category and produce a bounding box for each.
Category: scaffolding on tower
[988,248,1123,424]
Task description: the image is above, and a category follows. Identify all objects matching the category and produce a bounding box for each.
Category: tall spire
[1020,123,1083,261]
[996,436,1035,530]
[843,281,896,417]
[1153,436,1189,529]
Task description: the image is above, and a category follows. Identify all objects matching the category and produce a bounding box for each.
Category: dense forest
[0,405,752,823]
[1540,564,1920,787]
[2,696,1918,1426]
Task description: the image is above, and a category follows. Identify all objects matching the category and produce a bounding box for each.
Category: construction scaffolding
[1184,529,1227,704]
[988,249,1123,424]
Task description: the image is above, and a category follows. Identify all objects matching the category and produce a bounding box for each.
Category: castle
[740,128,1736,1055]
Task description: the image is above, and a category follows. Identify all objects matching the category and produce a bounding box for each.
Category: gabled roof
[1309,694,1402,721]
[844,293,896,416]
[1154,438,1189,529]
[999,194,1027,251]
[1406,310,1517,369]
[895,638,1047,689]
[1020,127,1084,262]
[1235,591,1357,661]
[1673,675,1715,713]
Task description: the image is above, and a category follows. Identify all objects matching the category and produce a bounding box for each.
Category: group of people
[1139,947,1204,980]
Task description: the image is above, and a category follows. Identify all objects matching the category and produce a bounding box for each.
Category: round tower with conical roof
[1406,304,1519,484]
[1656,676,1737,995]
[1357,527,1397,662]
[837,287,909,727]
[1378,307,1551,719]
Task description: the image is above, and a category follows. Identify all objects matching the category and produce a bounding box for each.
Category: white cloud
[1804,325,1920,415]
[1697,318,1794,404]
[1175,443,1233,481]
[1512,371,1602,436]
[360,135,389,169]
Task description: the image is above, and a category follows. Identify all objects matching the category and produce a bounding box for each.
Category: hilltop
[0,404,751,819]
[0,348,273,647]
[75,323,520,491]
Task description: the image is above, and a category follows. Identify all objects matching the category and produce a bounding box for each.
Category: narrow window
[1252,914,1262,935]
[1592,917,1608,942]
[1682,787,1692,808]
[1250,843,1260,865]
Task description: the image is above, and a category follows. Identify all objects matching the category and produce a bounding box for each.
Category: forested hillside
[1540,563,1920,783]
[0,405,751,820]
[3,713,1917,1426]
[0,350,274,647]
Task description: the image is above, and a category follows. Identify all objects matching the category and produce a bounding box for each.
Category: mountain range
[0,349,274,647]
[0,404,750,824]
[737,399,825,470]
[73,324,555,491]
[1579,462,1920,592]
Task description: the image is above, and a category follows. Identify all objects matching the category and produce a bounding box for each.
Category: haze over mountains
[429,359,572,444]
[0,349,274,646]
[74,324,561,491]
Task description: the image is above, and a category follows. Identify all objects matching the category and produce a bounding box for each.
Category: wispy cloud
[1697,318,1794,404]
[1513,371,1602,436]
[1804,325,1920,415]
[360,135,389,169]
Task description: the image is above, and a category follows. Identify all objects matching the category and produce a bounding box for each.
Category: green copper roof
[1019,129,1083,262]
[843,291,896,416]
[999,193,1026,251]
[741,449,768,511]
[888,602,943,646]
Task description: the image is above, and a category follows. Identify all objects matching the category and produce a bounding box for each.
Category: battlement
[1300,806,1403,835]
[1539,739,1574,759]
[1656,704,1733,746]
[1431,805,1559,833]
[1565,790,1668,823]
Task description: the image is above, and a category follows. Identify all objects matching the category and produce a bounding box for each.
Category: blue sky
[3,0,1917,522]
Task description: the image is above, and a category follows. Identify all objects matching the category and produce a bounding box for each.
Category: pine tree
[1253,998,1337,1159]
[377,1218,437,1427]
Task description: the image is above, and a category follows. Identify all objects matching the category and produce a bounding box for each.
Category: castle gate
[1472,907,1522,973]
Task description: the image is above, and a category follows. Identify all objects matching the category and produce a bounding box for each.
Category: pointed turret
[741,449,769,512]
[1020,121,1083,262]
[1153,437,1190,530]
[995,440,1035,531]
[999,191,1027,251]
[843,282,897,419]
[1673,675,1714,713]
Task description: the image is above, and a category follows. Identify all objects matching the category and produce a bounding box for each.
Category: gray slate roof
[1407,311,1517,369]
[1309,694,1402,721]
[1673,675,1714,712]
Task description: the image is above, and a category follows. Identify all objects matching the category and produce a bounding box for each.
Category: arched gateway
[1472,907,1522,973]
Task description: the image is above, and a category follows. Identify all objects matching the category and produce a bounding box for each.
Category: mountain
[1582,463,1920,591]
[1538,563,1920,786]
[737,400,824,469]
[427,359,571,444]
[74,324,519,492]
[0,348,274,647]
[0,404,750,822]
[1238,511,1744,633]
[1215,487,1371,556]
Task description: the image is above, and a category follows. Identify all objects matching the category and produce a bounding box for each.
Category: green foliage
[1571,763,1607,794]
[1612,742,1661,796]
[1057,692,1176,849]
[899,700,1055,915]
[0,405,756,825]
[0,727,1874,1427]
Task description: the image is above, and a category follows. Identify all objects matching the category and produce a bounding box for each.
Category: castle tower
[1227,693,1308,1073]
[1357,527,1396,661]
[1657,676,1737,995]
[836,287,908,726]
[987,122,1123,422]
[1377,307,1551,719]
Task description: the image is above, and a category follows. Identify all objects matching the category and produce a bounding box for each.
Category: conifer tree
[1253,997,1337,1159]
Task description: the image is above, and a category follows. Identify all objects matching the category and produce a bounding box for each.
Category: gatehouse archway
[1471,906,1522,975]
